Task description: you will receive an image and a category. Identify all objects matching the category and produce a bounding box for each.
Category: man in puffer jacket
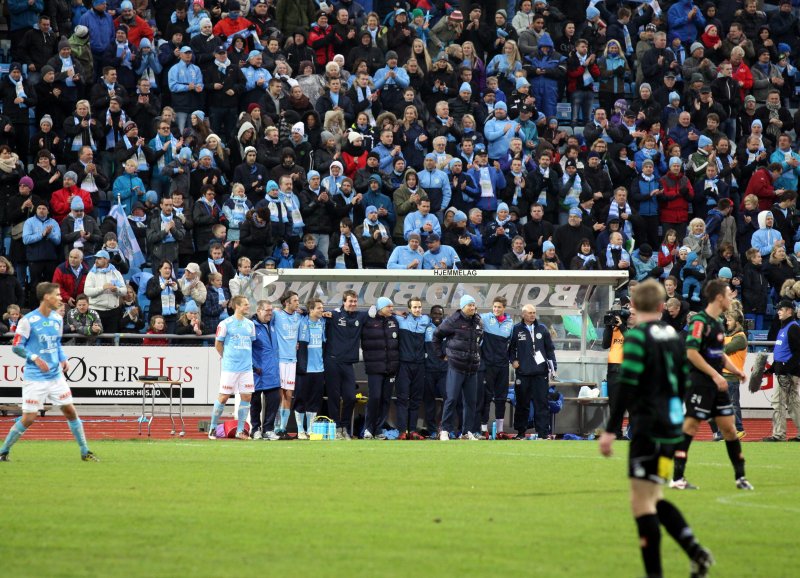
[361,297,400,439]
[432,294,484,440]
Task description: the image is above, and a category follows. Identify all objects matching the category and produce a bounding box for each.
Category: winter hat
[669,91,680,102]
[569,207,583,218]
[306,170,320,181]
[366,205,378,215]
[454,211,467,223]
[459,82,472,93]
[95,250,110,260]
[424,152,437,162]
[494,101,508,111]
[449,158,462,170]
[70,197,85,211]
[386,50,399,61]
[145,190,159,204]
[638,244,653,258]
[266,180,279,192]
[411,8,423,18]
[690,42,704,54]
[179,146,193,160]
[516,77,530,90]
[449,10,463,21]
[120,0,133,9]
[139,38,151,49]
[244,145,257,157]
[62,171,78,183]
[639,82,651,93]
[347,131,362,144]
[198,148,212,160]
[459,295,476,309]
[320,130,335,143]
[74,25,89,38]
[698,135,713,148]
[642,158,654,167]
[124,121,137,133]
[19,176,34,189]
[586,6,600,19]
[542,240,555,252]
[58,39,71,51]
[496,9,507,18]
[247,103,261,114]
[330,160,344,173]
[291,122,305,135]
[192,110,205,122]
[751,119,762,128]
[247,50,262,61]
[497,202,510,213]
[39,114,53,127]
[718,267,733,279]
[104,232,118,243]
[376,297,393,310]
[669,157,682,167]
[407,232,421,241]
[184,301,200,313]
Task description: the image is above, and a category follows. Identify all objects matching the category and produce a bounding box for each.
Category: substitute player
[670,279,753,491]
[1,283,98,462]
[208,295,256,440]
[273,291,302,438]
[599,280,714,578]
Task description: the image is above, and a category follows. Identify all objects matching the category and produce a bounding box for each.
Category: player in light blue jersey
[272,291,302,436]
[209,295,256,440]
[294,298,326,439]
[1,283,97,462]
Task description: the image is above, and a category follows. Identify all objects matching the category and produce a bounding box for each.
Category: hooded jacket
[432,309,483,374]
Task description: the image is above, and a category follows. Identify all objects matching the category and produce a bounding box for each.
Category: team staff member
[763,300,800,442]
[424,305,448,437]
[250,300,281,441]
[477,297,514,438]
[272,291,302,437]
[295,298,326,440]
[394,296,430,439]
[324,289,370,439]
[599,280,714,578]
[602,297,635,439]
[670,280,752,491]
[508,304,557,440]
[361,297,400,439]
[722,309,748,439]
[432,294,484,441]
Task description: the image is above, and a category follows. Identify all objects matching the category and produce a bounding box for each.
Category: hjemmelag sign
[0,346,220,405]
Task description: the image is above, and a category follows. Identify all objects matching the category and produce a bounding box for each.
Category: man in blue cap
[167,46,204,131]
[432,294,484,440]
[361,296,400,439]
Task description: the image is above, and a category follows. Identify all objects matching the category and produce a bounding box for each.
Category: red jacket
[52,260,89,303]
[566,55,600,94]
[213,17,253,39]
[50,186,94,224]
[743,167,777,211]
[658,171,694,224]
[308,24,335,68]
[731,61,753,102]
[342,149,367,179]
[658,242,677,269]
[113,15,154,48]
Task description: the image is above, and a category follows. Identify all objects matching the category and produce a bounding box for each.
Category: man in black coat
[361,297,401,439]
[508,303,557,439]
[432,294,484,440]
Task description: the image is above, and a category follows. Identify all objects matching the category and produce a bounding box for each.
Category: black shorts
[685,383,734,420]
[628,435,676,484]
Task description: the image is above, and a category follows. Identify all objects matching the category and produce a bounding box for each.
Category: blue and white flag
[109,203,145,267]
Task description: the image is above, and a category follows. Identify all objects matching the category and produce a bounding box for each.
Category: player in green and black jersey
[670,279,753,492]
[600,281,714,578]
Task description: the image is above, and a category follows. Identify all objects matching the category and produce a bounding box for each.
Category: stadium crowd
[3,0,800,340]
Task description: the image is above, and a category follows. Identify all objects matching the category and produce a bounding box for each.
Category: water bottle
[600,380,608,398]
[491,422,496,440]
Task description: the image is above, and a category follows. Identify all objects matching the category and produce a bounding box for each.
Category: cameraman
[602,298,636,438]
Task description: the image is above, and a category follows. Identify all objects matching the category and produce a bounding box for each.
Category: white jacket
[84,267,126,311]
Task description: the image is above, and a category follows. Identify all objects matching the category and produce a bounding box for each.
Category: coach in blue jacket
[324,289,370,439]
[361,297,400,439]
[508,303,557,439]
[432,294,484,440]
[251,300,281,440]
[477,296,515,436]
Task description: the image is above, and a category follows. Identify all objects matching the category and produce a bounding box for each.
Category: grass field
[0,440,796,578]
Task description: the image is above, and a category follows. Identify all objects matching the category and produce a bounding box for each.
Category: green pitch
[0,441,796,578]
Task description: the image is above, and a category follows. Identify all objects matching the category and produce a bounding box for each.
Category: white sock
[481,423,488,432]
[295,411,305,434]
[496,418,504,434]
